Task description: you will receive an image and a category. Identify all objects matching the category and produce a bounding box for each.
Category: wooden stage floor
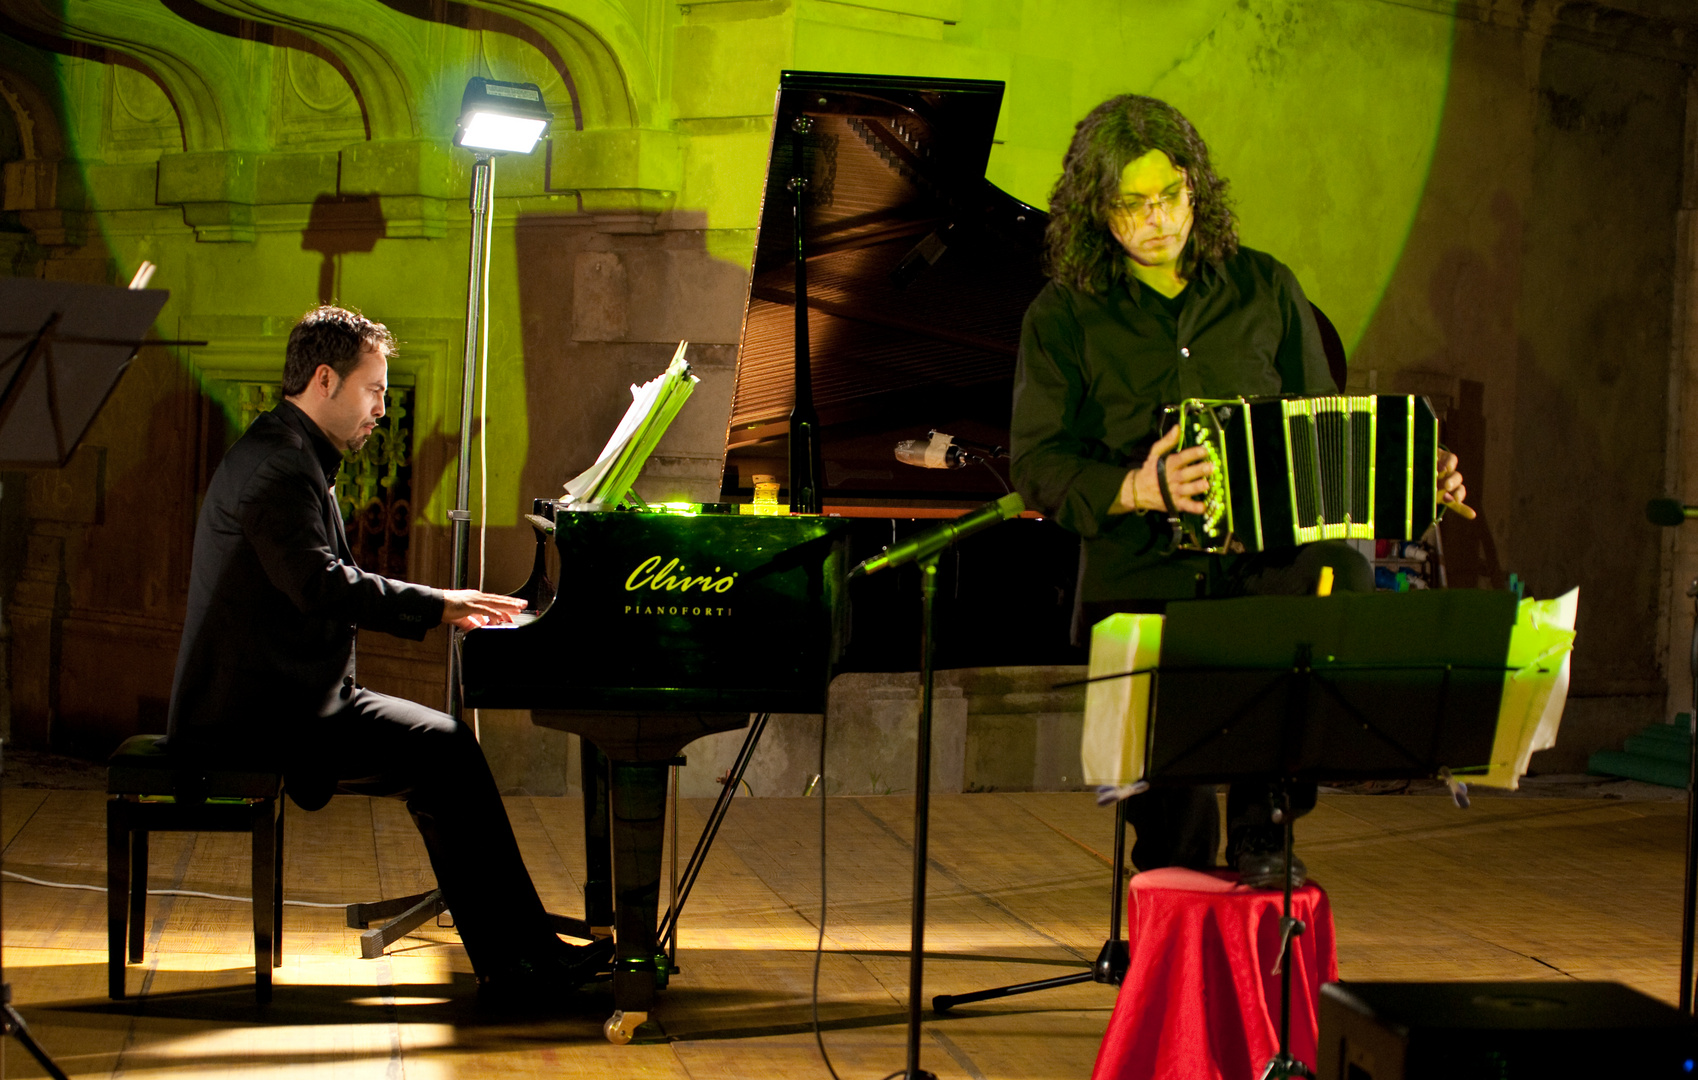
[0,786,1687,1078]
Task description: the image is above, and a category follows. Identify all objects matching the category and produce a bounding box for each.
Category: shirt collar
[1121,255,1220,311]
[275,399,344,484]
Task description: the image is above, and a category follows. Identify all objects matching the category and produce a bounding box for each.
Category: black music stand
[0,277,171,467]
[1155,590,1514,1079]
[936,590,1518,1079]
[0,276,182,1080]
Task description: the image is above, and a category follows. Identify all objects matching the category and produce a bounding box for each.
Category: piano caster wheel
[604,1009,647,1045]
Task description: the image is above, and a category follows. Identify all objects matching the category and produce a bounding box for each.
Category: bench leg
[252,800,275,1004]
[128,830,147,964]
[273,801,284,968]
[106,801,128,1000]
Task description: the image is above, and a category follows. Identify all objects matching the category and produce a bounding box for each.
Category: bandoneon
[1165,394,1440,553]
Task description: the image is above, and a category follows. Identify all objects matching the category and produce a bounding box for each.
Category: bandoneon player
[1010,95,1467,887]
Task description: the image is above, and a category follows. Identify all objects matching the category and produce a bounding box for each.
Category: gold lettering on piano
[623,604,734,617]
[624,556,737,595]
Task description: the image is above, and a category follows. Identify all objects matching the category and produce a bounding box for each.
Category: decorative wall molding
[0,0,681,239]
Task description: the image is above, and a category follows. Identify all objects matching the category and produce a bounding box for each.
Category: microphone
[1648,498,1698,527]
[851,492,1025,578]
[895,432,969,470]
[894,431,1010,470]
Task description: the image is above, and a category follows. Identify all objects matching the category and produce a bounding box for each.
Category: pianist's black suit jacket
[167,400,444,772]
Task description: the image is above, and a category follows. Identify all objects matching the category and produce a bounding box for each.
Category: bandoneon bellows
[1165,394,1440,553]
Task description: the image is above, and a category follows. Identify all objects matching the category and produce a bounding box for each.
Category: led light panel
[457,111,548,153]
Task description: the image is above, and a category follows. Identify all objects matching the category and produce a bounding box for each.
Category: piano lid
[721,70,1050,509]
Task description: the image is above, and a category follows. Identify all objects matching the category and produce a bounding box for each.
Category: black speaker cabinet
[1317,981,1696,1079]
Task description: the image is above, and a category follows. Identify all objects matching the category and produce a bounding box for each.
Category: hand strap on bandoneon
[1154,452,1178,514]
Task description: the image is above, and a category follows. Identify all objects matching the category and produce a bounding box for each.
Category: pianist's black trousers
[308,688,558,976]
[1083,540,1374,872]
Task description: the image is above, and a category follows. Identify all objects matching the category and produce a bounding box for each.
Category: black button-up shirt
[1010,246,1333,602]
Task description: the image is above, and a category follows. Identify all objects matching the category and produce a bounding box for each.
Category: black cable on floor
[812,714,846,1080]
[813,723,914,1080]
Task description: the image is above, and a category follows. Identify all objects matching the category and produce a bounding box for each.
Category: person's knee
[350,690,482,762]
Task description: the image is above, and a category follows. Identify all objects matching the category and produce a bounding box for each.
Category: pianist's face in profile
[281,305,396,452]
[1042,94,1239,294]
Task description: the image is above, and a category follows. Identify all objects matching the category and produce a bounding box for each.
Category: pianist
[1010,95,1466,887]
[166,304,607,1003]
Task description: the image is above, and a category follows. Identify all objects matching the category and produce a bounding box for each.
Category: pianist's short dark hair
[1044,95,1238,294]
[280,305,395,397]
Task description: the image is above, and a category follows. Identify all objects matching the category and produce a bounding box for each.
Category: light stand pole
[441,76,551,721]
[446,151,496,720]
[341,81,550,955]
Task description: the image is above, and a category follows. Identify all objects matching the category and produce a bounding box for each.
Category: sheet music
[1078,591,1579,793]
[564,341,697,507]
[1477,587,1579,789]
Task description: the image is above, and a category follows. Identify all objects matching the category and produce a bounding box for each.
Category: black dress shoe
[1237,848,1307,890]
[475,937,615,1010]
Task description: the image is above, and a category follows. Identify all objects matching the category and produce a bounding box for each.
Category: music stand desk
[1138,589,1518,1079]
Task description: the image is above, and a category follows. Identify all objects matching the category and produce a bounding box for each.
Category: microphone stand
[900,550,942,1080]
[1682,575,1698,1016]
[1649,500,1698,1016]
[0,744,69,1080]
[842,548,943,1080]
[847,497,1023,1080]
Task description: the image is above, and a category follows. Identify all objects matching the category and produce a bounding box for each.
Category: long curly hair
[1043,95,1238,294]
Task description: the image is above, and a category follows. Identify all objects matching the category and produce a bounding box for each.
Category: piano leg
[608,759,669,1018]
[581,742,614,935]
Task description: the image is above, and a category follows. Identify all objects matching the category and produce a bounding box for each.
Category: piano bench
[105,734,284,1003]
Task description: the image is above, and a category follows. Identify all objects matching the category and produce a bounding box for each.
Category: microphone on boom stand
[894,431,1013,497]
[894,430,1007,470]
[844,490,1025,1080]
[850,491,1025,578]
[1648,498,1698,527]
[1650,494,1698,1017]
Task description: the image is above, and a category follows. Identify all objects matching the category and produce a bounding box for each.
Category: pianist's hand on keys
[442,589,527,631]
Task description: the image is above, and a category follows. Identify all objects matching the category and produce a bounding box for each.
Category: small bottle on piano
[743,474,789,516]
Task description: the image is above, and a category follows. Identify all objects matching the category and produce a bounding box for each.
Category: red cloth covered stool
[1091,868,1338,1080]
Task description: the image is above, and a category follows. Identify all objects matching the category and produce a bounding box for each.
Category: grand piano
[460,70,1082,1040]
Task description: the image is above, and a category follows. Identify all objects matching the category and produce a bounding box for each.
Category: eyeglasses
[1107,186,1190,220]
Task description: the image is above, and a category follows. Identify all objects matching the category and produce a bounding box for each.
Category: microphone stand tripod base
[1258,786,1313,1080]
[1259,1052,1313,1080]
[1,982,69,1079]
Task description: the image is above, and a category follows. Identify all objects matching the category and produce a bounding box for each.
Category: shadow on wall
[1419,190,1520,592]
[448,210,749,793]
[1351,18,1684,766]
[1439,379,1502,591]
[301,195,384,306]
[497,209,745,582]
